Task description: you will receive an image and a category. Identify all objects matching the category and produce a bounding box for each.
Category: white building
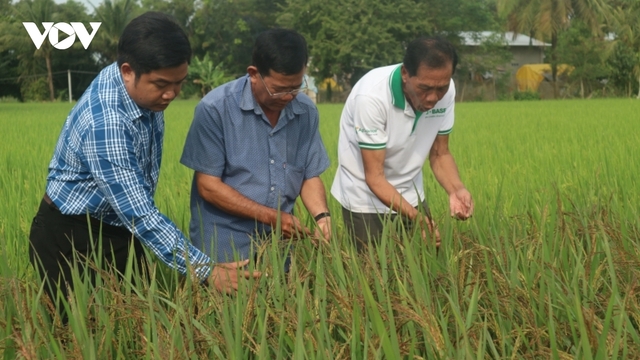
[459,31,551,72]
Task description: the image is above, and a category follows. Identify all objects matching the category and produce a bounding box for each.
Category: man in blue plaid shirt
[29,12,258,315]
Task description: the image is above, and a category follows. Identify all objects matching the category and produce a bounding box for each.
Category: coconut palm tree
[3,0,59,101]
[92,0,138,65]
[497,0,611,98]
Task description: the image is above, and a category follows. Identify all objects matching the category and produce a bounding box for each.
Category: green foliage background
[2,0,640,100]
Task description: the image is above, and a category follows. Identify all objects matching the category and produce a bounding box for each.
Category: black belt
[43,193,58,209]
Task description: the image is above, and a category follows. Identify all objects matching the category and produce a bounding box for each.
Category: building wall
[509,47,546,71]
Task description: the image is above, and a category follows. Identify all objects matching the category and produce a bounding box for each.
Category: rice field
[1,98,639,359]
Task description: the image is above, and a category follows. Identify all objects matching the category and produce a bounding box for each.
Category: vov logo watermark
[23,22,101,50]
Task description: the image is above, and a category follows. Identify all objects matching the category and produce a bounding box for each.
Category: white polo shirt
[331,64,455,213]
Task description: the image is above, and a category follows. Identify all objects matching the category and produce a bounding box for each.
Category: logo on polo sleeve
[355,126,378,135]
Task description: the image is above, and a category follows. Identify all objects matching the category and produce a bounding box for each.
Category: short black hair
[403,36,458,76]
[117,11,191,77]
[252,28,308,77]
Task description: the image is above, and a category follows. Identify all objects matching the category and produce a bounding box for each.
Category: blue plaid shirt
[46,63,211,281]
[180,75,330,263]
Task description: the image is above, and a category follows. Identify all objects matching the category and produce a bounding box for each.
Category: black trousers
[341,200,432,252]
[29,197,146,317]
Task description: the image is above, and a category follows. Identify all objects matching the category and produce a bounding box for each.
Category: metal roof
[459,31,551,47]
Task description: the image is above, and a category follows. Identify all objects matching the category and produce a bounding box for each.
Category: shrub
[514,90,540,100]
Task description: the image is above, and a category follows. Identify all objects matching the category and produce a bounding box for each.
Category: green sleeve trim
[358,142,386,150]
[438,128,453,135]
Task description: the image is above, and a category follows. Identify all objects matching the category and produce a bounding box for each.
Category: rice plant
[1,99,639,358]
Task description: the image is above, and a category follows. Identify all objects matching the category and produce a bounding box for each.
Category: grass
[1,98,639,358]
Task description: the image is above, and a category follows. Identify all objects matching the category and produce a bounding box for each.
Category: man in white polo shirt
[331,36,473,250]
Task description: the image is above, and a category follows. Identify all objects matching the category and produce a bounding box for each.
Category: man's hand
[313,216,331,244]
[417,215,441,248]
[449,188,474,220]
[208,260,262,293]
[278,212,312,240]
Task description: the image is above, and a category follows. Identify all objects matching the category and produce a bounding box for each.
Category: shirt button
[269,133,273,137]
[270,159,274,164]
[270,186,275,191]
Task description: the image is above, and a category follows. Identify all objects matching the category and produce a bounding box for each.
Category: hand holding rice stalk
[449,187,473,220]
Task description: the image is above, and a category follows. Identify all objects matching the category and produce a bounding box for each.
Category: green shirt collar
[389,64,423,116]
[389,64,423,132]
[389,64,405,110]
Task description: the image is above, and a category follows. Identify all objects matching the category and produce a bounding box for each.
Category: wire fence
[0,69,98,83]
[0,69,100,102]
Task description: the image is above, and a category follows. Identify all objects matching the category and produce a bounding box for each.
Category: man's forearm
[195,172,278,225]
[365,175,420,219]
[300,176,330,217]
[430,153,465,195]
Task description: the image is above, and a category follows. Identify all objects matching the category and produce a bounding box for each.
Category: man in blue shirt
[29,12,254,313]
[181,29,331,289]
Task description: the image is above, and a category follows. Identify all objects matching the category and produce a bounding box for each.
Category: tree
[497,0,611,98]
[607,42,637,97]
[555,20,612,98]
[278,0,435,89]
[278,0,501,91]
[53,0,101,100]
[0,0,101,101]
[2,0,59,101]
[141,0,195,30]
[446,1,511,101]
[92,0,139,65]
[454,33,513,101]
[608,1,640,98]
[187,0,288,78]
[435,0,502,33]
[189,0,253,77]
[188,53,233,96]
[0,0,22,99]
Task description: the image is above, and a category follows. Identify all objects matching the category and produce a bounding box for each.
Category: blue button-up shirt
[46,62,211,281]
[180,75,330,263]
